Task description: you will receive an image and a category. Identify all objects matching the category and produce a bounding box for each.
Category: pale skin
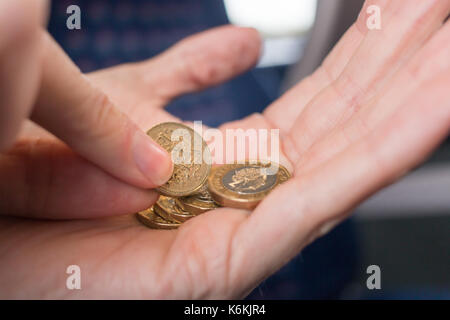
[0,0,449,298]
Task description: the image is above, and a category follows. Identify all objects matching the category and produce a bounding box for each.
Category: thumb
[31,33,173,189]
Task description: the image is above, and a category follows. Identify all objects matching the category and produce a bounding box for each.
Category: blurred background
[48,0,450,299]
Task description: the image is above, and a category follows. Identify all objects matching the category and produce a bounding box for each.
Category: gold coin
[154,196,195,223]
[153,199,180,223]
[278,165,291,184]
[136,206,180,230]
[147,122,211,197]
[207,161,291,210]
[176,184,220,215]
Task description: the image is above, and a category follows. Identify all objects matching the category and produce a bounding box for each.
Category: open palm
[1,0,449,298]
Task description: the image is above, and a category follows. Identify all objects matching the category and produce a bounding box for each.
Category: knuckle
[74,90,124,142]
[184,52,219,88]
[90,93,114,128]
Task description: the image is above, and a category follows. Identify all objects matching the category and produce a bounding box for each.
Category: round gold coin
[207,161,291,210]
[154,196,195,223]
[176,184,220,215]
[147,122,211,197]
[136,206,180,230]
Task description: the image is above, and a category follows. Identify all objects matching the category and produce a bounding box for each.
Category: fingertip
[238,26,262,49]
[132,131,173,188]
[232,26,263,66]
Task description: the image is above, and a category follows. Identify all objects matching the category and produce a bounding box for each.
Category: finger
[0,0,47,151]
[230,73,450,293]
[88,26,260,133]
[31,33,173,189]
[289,0,450,154]
[264,0,390,132]
[298,18,450,174]
[123,25,261,104]
[0,137,158,219]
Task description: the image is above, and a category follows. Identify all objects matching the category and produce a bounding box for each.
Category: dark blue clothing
[48,0,358,299]
[48,0,282,127]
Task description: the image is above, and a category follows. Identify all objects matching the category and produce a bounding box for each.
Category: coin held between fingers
[146,122,211,197]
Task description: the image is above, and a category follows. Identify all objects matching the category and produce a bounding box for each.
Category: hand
[1,0,449,298]
[0,0,175,206]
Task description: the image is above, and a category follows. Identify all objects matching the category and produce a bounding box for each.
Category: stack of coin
[136,122,291,230]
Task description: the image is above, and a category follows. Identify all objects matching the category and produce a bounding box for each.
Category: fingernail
[133,132,173,187]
